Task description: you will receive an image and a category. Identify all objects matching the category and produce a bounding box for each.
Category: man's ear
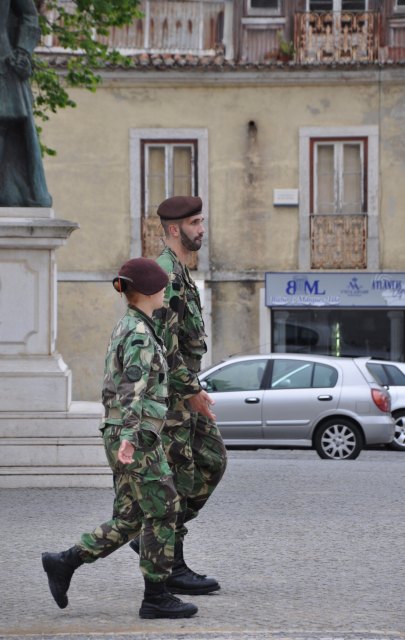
[168,222,180,237]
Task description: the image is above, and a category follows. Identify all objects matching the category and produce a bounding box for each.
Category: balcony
[294,11,380,64]
[310,214,367,270]
[39,0,225,56]
[38,3,405,66]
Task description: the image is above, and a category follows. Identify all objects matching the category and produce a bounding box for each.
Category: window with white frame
[396,0,405,11]
[311,139,366,215]
[308,1,367,9]
[130,128,209,270]
[247,0,281,16]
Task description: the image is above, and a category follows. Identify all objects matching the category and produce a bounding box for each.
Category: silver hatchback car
[200,354,394,460]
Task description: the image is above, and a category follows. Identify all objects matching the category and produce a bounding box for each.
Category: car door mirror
[200,380,208,390]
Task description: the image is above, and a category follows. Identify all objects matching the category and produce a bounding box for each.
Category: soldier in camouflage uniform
[42,258,197,620]
[130,196,227,595]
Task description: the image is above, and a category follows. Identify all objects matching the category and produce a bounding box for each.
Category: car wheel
[314,419,362,460]
[389,411,405,451]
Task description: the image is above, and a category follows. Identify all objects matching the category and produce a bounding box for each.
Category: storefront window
[272,309,405,361]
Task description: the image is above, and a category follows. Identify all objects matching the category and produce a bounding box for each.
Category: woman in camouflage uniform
[42,258,197,619]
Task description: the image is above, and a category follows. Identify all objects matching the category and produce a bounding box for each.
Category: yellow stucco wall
[57,282,127,400]
[41,72,405,399]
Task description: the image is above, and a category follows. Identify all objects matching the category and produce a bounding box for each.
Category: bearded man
[130,196,227,595]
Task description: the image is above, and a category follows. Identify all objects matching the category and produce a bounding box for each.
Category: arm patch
[126,365,143,382]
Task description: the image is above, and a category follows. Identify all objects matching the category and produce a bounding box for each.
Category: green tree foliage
[33,0,142,155]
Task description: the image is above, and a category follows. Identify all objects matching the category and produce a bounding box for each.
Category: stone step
[0,401,108,486]
[0,438,106,466]
[0,401,104,437]
[0,465,112,488]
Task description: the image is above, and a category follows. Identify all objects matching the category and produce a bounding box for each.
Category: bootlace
[184,566,207,580]
[173,557,208,580]
[151,592,184,608]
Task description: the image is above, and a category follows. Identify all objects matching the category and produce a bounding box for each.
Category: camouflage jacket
[101,306,168,446]
[154,246,207,400]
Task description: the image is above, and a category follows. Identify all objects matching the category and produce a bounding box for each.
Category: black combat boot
[166,539,220,595]
[130,537,220,595]
[42,546,84,608]
[139,578,198,619]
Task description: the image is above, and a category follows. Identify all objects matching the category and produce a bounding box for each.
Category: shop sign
[265,272,405,308]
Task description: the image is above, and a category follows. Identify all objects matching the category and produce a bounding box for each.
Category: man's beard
[180,228,203,252]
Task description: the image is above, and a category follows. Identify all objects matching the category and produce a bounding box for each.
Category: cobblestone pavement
[0,635,405,640]
[1,449,404,640]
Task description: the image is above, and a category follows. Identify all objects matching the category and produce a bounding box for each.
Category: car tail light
[371,388,391,413]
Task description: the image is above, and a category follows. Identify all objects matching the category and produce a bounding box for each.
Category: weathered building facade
[39,0,405,400]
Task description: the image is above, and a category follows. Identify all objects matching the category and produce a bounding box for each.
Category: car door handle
[318,395,332,401]
[245,397,260,404]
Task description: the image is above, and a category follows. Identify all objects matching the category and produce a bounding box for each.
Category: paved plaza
[0,449,404,640]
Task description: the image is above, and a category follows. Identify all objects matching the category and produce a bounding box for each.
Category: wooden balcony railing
[40,4,405,66]
[295,11,380,64]
[39,0,224,55]
[310,214,367,270]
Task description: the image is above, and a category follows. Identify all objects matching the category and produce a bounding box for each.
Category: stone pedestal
[0,208,106,488]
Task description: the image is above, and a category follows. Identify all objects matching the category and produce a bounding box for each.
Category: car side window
[203,360,268,392]
[312,364,338,388]
[270,360,338,389]
[367,363,388,386]
[271,360,313,389]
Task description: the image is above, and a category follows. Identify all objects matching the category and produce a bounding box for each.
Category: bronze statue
[0,0,52,207]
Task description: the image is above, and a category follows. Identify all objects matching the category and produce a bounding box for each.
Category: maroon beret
[157,196,202,220]
[113,258,168,295]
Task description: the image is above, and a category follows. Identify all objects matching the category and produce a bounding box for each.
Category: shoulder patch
[131,331,151,348]
[129,321,151,348]
[135,321,146,334]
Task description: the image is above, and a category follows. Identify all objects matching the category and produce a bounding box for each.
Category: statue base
[0,354,71,411]
[0,401,107,488]
[0,207,108,486]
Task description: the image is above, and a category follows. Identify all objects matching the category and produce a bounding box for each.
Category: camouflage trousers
[161,400,227,540]
[77,426,180,582]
